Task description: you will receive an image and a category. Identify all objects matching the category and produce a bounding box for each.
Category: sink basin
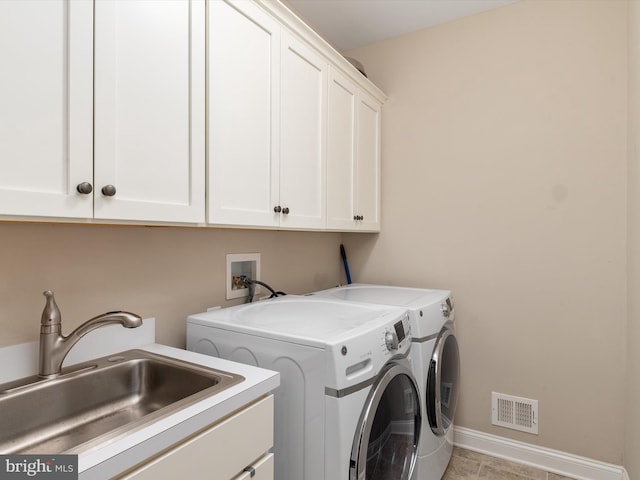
[0,349,244,454]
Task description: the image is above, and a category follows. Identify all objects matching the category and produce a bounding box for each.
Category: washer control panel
[384,330,399,351]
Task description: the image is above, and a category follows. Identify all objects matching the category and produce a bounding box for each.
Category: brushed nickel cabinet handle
[101,185,116,197]
[76,182,93,194]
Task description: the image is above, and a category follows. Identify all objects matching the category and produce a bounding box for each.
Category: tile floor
[442,447,575,480]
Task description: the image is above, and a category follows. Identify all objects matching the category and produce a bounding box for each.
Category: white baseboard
[453,426,628,480]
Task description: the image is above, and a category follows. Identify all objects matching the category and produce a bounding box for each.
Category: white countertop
[81,344,279,479]
[0,319,280,479]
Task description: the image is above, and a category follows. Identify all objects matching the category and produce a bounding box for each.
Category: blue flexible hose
[340,244,352,284]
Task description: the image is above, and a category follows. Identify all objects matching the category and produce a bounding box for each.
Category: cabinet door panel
[0,0,93,218]
[231,453,274,480]
[326,68,357,230]
[279,32,326,229]
[356,92,381,231]
[94,0,204,223]
[121,396,273,480]
[208,0,280,227]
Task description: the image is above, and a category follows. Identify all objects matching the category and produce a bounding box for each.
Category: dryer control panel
[384,314,411,353]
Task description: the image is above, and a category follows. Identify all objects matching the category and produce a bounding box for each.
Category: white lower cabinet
[231,453,274,480]
[119,395,273,480]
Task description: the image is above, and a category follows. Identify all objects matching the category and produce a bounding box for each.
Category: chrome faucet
[39,290,143,378]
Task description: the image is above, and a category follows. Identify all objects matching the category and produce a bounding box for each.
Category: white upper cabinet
[326,68,381,231]
[1,0,382,231]
[208,1,327,230]
[326,68,357,230]
[208,0,281,227]
[0,0,93,218]
[355,90,382,231]
[94,0,205,223]
[278,31,327,229]
[0,0,204,223]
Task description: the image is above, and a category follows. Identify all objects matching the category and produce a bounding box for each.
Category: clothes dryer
[186,295,421,480]
[310,284,460,480]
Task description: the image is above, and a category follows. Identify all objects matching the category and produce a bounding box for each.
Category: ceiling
[286,0,519,51]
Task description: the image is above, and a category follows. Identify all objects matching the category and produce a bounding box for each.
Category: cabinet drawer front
[231,453,274,480]
[120,395,273,480]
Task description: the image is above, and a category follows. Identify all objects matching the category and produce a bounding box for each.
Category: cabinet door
[208,0,280,227]
[94,0,205,223]
[355,91,382,231]
[326,67,357,230]
[120,395,273,480]
[231,453,274,480]
[0,0,93,218]
[279,31,327,230]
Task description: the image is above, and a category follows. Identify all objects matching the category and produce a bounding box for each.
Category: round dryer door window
[350,362,421,480]
[426,322,460,435]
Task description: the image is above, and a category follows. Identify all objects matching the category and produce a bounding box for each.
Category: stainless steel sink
[0,349,244,454]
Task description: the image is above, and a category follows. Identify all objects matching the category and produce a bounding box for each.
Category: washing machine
[310,284,460,480]
[186,295,421,480]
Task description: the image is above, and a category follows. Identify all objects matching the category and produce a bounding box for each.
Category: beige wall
[0,0,633,469]
[626,1,640,476]
[345,0,628,464]
[0,223,344,348]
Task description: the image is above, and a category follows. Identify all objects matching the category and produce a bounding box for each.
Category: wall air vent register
[491,392,538,435]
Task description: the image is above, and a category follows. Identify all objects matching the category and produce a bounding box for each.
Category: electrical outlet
[226,253,261,300]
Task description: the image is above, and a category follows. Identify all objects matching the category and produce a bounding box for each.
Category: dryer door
[426,322,460,435]
[350,362,421,480]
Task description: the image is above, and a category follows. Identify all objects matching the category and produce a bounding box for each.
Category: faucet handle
[41,290,62,326]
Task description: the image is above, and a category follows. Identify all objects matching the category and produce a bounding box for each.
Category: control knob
[385,330,399,351]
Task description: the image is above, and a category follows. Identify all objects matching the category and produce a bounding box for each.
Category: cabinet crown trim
[254,0,387,104]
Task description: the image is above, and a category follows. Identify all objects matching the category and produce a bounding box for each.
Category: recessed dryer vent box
[226,253,261,300]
